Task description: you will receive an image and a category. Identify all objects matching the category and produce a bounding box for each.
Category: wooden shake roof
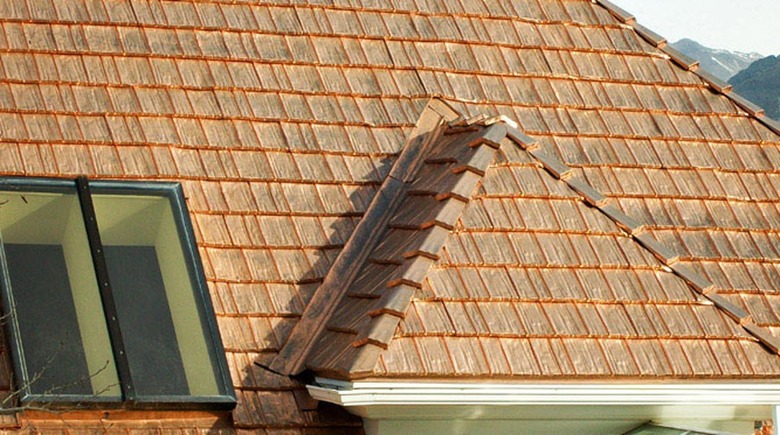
[273,101,780,380]
[0,0,779,431]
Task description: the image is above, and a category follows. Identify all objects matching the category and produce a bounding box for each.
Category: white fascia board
[308,378,780,407]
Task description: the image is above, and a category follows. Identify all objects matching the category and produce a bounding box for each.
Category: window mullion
[75,177,136,403]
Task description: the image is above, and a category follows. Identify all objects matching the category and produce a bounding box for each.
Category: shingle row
[377,336,780,377]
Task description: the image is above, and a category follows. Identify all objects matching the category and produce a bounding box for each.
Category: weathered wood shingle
[1,0,780,431]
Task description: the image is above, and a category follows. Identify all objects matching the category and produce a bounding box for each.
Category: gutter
[308,377,780,407]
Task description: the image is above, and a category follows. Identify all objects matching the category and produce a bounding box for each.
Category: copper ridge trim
[661,45,700,71]
[594,1,779,136]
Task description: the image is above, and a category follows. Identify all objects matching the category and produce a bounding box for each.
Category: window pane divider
[75,177,136,402]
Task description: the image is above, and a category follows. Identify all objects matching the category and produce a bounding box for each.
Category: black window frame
[0,177,236,410]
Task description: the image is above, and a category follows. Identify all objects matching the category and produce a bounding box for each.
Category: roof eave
[308,377,780,419]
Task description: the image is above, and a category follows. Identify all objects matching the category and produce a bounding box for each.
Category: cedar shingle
[480,302,525,335]
[596,304,635,336]
[500,338,541,375]
[550,338,578,375]
[515,302,553,337]
[544,303,587,336]
[661,340,694,375]
[416,337,454,375]
[627,340,673,376]
[478,267,518,299]
[414,301,454,334]
[444,337,489,375]
[507,233,546,265]
[565,338,610,375]
[1,2,779,431]
[439,301,474,334]
[380,337,423,375]
[426,267,470,299]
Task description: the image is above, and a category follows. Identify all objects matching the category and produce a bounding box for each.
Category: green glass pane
[92,193,222,397]
[0,189,120,398]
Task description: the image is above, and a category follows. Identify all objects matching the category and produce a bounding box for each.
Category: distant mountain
[671,38,764,81]
[728,55,780,120]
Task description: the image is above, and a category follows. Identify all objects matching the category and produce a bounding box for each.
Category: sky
[608,0,779,56]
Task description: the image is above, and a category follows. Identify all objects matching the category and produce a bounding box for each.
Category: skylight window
[0,177,234,409]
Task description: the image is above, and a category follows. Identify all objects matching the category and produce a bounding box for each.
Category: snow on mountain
[671,38,765,81]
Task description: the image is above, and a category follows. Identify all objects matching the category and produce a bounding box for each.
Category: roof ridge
[594,0,780,136]
[267,98,460,376]
[504,124,780,356]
